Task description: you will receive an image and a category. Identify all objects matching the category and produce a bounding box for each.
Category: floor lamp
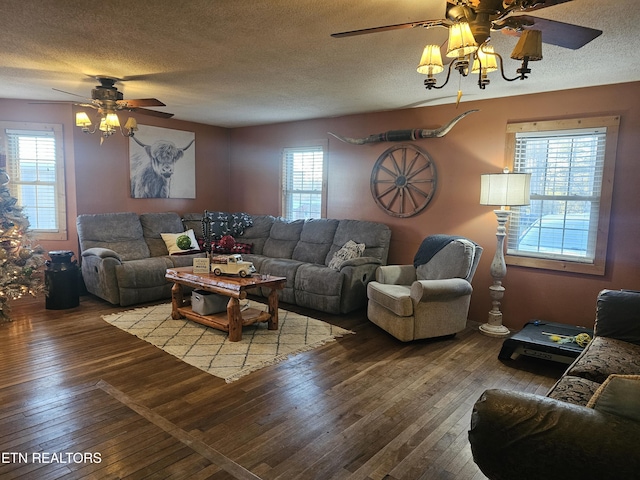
[479,169,531,337]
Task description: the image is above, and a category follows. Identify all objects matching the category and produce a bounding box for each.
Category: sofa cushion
[258,257,304,304]
[587,374,640,421]
[169,252,207,268]
[115,256,174,289]
[140,212,185,257]
[546,375,601,406]
[181,212,205,239]
[565,336,640,384]
[294,263,344,297]
[326,219,391,266]
[263,218,304,259]
[77,212,150,261]
[294,264,344,313]
[367,282,413,317]
[239,215,276,255]
[292,218,339,265]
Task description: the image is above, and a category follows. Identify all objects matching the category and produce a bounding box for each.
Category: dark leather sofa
[468,289,640,480]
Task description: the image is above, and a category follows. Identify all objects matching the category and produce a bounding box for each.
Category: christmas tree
[0,168,46,322]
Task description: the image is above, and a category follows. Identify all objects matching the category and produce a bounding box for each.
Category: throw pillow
[161,229,201,255]
[328,240,365,270]
[212,240,253,255]
[587,374,640,422]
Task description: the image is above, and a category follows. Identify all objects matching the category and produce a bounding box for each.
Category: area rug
[102,303,354,383]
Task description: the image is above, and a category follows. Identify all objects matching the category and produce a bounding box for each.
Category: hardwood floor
[0,294,566,479]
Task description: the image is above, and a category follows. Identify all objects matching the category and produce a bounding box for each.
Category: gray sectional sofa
[77,212,206,306]
[77,211,391,314]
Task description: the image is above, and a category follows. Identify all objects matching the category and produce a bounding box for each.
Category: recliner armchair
[366,235,482,341]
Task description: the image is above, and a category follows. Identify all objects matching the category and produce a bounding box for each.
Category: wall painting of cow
[129,124,196,199]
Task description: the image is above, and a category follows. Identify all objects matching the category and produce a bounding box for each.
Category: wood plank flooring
[0,294,566,479]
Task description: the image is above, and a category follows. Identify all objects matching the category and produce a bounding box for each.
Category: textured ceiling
[0,0,638,127]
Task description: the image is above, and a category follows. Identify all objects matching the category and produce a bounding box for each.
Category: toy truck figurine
[210,254,256,277]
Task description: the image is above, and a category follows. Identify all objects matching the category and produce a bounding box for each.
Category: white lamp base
[479,322,511,337]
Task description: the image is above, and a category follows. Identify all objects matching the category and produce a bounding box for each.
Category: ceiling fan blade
[506,0,574,13]
[131,107,174,118]
[496,0,574,20]
[52,87,87,98]
[331,19,448,38]
[117,98,166,108]
[499,15,602,49]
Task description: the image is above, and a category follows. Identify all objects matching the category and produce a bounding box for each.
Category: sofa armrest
[374,264,417,285]
[337,258,384,314]
[81,247,122,262]
[338,256,381,270]
[595,289,640,345]
[410,278,472,303]
[469,389,640,480]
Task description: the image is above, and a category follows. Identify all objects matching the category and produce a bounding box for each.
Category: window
[1,122,67,240]
[505,116,619,275]
[281,144,327,221]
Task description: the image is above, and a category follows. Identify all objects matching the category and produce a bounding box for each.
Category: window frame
[0,122,67,241]
[504,115,619,275]
[281,141,328,221]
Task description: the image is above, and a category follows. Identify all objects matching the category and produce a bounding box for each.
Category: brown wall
[2,82,639,330]
[0,99,231,256]
[228,82,640,330]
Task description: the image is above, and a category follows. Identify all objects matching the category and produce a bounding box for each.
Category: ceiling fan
[331,0,602,50]
[60,76,174,119]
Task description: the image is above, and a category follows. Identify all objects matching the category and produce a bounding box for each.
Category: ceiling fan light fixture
[472,44,499,89]
[417,45,444,75]
[510,30,543,61]
[472,45,498,74]
[124,117,138,136]
[75,111,92,128]
[446,22,478,58]
[105,112,120,128]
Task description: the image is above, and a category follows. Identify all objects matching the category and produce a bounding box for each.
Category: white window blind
[282,146,325,221]
[5,128,62,234]
[507,127,606,263]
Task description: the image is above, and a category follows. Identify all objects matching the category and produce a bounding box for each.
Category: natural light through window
[1,123,66,240]
[505,116,619,275]
[282,145,326,221]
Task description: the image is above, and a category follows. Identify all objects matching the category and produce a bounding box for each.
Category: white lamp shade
[472,45,498,73]
[417,45,444,75]
[105,112,120,127]
[480,172,531,206]
[446,22,478,58]
[75,111,92,127]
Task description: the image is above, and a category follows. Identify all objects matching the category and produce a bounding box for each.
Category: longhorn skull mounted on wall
[328,109,479,145]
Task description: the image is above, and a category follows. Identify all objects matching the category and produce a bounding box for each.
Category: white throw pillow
[160,229,201,255]
[329,240,365,270]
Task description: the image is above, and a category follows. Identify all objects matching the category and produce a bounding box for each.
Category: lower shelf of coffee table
[176,305,271,331]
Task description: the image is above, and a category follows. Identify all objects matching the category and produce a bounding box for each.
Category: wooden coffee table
[165,267,287,342]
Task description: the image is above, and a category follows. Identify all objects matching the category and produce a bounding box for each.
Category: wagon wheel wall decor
[370,144,437,218]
